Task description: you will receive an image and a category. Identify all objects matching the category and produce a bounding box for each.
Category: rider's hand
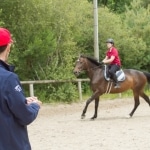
[99,61,104,65]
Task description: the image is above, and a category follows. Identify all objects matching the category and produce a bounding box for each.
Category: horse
[73,55,150,119]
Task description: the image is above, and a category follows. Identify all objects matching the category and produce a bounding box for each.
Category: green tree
[88,0,133,13]
[1,0,149,102]
[0,0,93,102]
[0,9,4,26]
[124,0,150,71]
[140,0,150,8]
[80,1,147,70]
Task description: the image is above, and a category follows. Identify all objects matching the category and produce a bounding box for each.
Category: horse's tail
[143,72,150,84]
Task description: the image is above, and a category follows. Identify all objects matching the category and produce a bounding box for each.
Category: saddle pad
[104,65,126,82]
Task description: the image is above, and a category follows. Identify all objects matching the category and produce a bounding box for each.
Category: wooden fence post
[78,80,82,101]
[29,84,34,96]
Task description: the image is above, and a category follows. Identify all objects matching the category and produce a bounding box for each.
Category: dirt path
[28,98,150,150]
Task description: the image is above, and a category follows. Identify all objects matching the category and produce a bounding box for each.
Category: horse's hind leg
[91,97,99,120]
[129,92,140,117]
[140,92,150,106]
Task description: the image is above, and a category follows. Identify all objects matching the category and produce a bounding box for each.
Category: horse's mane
[80,55,101,66]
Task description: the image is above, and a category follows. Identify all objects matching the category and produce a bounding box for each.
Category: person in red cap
[0,27,42,150]
[0,27,13,46]
[102,38,121,88]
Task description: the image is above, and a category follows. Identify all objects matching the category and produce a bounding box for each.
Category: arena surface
[28,98,150,150]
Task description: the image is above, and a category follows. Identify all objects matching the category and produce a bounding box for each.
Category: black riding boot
[112,74,120,88]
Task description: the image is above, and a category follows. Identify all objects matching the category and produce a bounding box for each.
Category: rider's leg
[109,65,120,88]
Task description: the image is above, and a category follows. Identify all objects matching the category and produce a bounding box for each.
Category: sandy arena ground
[28,98,150,150]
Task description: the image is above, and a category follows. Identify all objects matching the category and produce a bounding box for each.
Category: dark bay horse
[73,55,150,119]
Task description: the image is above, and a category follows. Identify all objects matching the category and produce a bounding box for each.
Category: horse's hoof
[81,115,86,119]
[125,114,132,119]
[90,117,95,120]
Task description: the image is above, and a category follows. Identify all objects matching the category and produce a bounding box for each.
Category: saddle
[104,65,125,82]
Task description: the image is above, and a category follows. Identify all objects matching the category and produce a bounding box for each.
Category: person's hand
[99,61,104,65]
[34,99,42,108]
[26,96,42,107]
[26,96,37,104]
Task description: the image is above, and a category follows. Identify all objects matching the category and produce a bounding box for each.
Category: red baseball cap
[0,27,13,46]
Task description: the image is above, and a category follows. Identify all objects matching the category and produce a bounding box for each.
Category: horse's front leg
[81,91,99,119]
[81,97,92,119]
[91,97,99,120]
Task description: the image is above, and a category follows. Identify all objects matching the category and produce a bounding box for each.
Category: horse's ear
[80,54,85,58]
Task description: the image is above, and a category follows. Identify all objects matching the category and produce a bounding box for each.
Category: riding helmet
[106,38,114,44]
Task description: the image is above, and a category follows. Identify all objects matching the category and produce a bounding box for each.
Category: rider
[102,38,121,88]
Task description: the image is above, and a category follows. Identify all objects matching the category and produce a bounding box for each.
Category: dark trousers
[108,64,120,83]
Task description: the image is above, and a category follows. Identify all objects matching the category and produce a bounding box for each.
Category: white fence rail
[21,79,90,101]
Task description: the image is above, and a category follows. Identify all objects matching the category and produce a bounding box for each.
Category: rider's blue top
[0,60,40,150]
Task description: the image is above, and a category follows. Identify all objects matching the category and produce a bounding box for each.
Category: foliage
[140,0,150,8]
[0,10,4,26]
[81,6,146,70]
[0,0,93,102]
[123,0,150,71]
[88,0,133,13]
[33,83,78,103]
[0,0,150,102]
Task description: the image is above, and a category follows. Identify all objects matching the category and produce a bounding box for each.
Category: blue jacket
[0,60,40,150]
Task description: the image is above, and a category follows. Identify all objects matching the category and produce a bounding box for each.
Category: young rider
[102,38,121,88]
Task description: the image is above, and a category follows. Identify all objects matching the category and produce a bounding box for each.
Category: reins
[84,60,103,71]
[86,65,102,72]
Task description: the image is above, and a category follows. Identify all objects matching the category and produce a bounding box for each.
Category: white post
[119,93,122,98]
[93,0,99,61]
[78,81,82,101]
[29,84,34,96]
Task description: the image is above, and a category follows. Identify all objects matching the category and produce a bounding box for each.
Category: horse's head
[73,55,103,77]
[73,55,87,76]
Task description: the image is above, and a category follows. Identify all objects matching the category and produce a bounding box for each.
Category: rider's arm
[102,55,115,64]
[102,56,108,62]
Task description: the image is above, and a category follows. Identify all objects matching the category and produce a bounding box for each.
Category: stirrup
[114,83,120,88]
